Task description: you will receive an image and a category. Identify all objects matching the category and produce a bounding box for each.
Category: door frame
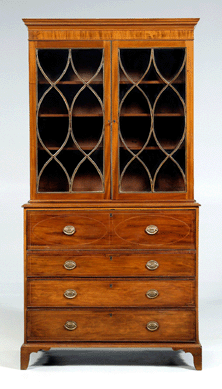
[30,40,111,201]
[111,40,193,201]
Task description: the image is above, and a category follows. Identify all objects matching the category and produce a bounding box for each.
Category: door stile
[185,40,194,200]
[29,40,37,201]
[103,41,112,199]
[111,41,120,200]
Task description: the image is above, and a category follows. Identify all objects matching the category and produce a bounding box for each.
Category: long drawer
[27,209,196,250]
[27,279,195,307]
[27,309,196,342]
[27,252,196,277]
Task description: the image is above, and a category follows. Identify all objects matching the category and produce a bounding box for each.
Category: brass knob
[147,321,159,331]
[145,225,158,235]
[63,225,75,236]
[64,260,77,270]
[146,260,159,271]
[146,289,159,299]
[64,321,77,331]
[64,289,77,299]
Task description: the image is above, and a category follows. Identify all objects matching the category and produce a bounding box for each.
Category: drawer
[27,209,195,250]
[27,279,195,307]
[27,252,196,277]
[27,211,110,249]
[27,309,196,342]
[111,210,196,249]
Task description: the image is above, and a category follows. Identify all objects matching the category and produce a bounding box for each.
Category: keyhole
[110,284,113,288]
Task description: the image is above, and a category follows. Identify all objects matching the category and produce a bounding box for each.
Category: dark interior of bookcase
[118,48,186,193]
[36,47,186,194]
[37,48,104,193]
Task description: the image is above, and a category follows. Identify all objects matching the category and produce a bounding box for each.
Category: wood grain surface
[27,251,196,278]
[27,309,196,342]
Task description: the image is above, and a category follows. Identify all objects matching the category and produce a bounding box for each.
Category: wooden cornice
[23,18,199,29]
[22,18,199,41]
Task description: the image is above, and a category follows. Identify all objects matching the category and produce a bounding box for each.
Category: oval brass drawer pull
[145,225,158,235]
[64,260,77,270]
[64,321,77,331]
[147,321,159,331]
[64,289,77,299]
[146,260,159,270]
[146,289,159,299]
[63,225,75,236]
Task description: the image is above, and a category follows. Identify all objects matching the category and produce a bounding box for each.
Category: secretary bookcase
[21,18,201,370]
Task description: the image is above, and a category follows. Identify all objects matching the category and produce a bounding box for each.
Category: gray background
[0,0,221,384]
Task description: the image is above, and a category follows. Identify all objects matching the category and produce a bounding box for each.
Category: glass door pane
[113,44,187,197]
[36,46,110,196]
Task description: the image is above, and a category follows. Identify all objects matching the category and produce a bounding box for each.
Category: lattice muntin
[37,48,105,193]
[118,48,187,193]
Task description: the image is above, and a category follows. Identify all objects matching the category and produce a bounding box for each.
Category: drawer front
[27,209,196,250]
[27,279,195,307]
[112,210,196,249]
[27,309,196,342]
[27,252,196,277]
[27,211,110,249]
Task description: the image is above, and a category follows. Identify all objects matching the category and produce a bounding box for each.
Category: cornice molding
[23,18,200,30]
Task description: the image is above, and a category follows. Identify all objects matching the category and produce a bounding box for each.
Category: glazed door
[112,41,193,200]
[32,41,111,200]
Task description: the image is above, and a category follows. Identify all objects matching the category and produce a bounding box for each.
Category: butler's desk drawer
[27,309,196,342]
[26,211,110,250]
[110,210,196,249]
[26,209,196,250]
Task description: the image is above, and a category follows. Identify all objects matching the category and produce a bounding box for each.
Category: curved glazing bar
[37,48,105,193]
[118,47,187,193]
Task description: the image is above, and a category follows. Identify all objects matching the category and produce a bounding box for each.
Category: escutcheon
[145,225,158,235]
[64,321,77,331]
[63,225,76,236]
[147,321,159,331]
[146,260,159,270]
[64,289,77,299]
[64,260,77,270]
[146,289,159,299]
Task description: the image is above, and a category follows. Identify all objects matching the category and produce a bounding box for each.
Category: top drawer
[112,210,196,249]
[27,211,110,250]
[27,209,196,250]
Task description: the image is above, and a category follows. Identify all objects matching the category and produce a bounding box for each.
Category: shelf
[120,113,184,117]
[38,144,183,151]
[38,80,103,85]
[119,144,184,151]
[38,80,184,85]
[38,113,104,117]
[119,80,184,85]
[39,113,183,118]
[38,145,103,151]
